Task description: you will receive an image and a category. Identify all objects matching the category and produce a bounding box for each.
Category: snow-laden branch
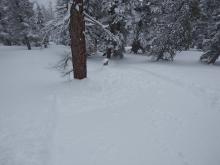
[40,11,70,46]
[83,11,121,45]
[42,3,121,47]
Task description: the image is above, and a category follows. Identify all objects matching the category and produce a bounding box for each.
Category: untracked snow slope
[0,45,220,165]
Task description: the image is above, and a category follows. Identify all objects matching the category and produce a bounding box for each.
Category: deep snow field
[0,45,220,165]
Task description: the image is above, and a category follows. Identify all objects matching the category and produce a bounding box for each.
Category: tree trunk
[5,39,12,46]
[69,0,87,79]
[24,36,31,50]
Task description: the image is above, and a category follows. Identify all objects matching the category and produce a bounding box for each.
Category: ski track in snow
[128,65,220,112]
[0,46,220,165]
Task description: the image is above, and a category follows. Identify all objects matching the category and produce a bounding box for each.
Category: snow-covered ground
[0,45,220,165]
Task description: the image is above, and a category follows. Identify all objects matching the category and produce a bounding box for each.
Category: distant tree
[51,0,70,45]
[130,0,155,54]
[47,1,55,21]
[199,0,220,64]
[7,0,36,50]
[149,0,200,61]
[0,0,12,45]
[41,2,55,22]
[0,0,52,48]
[33,4,49,47]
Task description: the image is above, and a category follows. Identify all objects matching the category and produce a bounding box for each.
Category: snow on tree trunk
[70,0,87,79]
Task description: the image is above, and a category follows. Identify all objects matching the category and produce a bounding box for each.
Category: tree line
[0,0,54,50]
[51,0,220,64]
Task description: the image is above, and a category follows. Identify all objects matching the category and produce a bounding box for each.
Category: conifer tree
[7,0,36,49]
[34,4,48,47]
[0,0,12,45]
[199,0,220,64]
[149,0,200,61]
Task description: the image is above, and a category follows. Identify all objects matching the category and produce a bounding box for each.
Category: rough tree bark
[69,0,87,79]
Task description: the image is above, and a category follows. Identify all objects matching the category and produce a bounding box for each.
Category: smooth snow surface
[0,45,220,165]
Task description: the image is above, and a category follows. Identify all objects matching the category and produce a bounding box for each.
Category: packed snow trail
[0,46,220,165]
[0,46,64,165]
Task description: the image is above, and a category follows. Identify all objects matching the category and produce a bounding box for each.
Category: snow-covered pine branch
[83,12,121,46]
